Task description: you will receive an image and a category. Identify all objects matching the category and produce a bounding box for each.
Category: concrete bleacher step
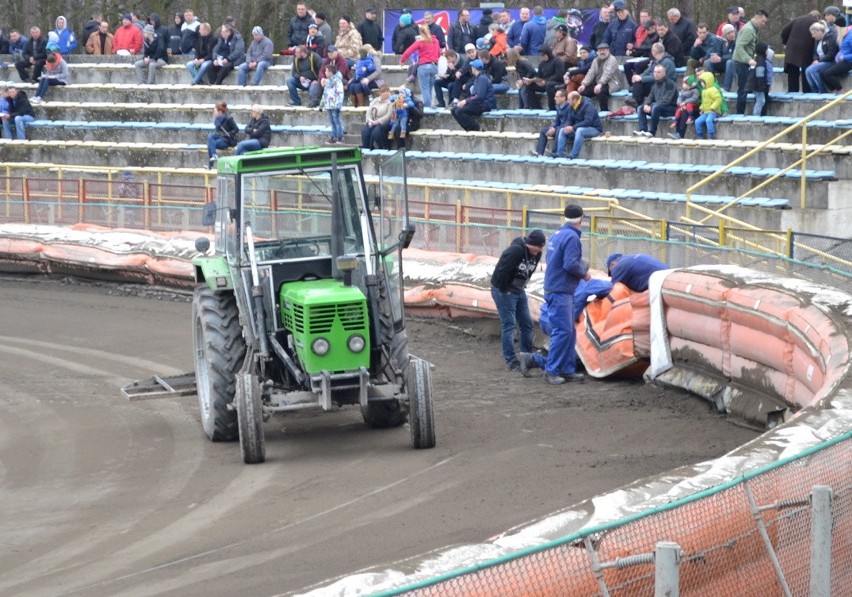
[24,119,850,178]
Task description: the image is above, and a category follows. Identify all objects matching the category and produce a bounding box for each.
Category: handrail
[685,89,851,222]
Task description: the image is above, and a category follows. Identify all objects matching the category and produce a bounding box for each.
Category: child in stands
[669,75,699,138]
[388,85,414,142]
[321,64,345,143]
[747,42,773,116]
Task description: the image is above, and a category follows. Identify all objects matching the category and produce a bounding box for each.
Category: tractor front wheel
[408,358,436,449]
[235,372,266,464]
[192,286,245,442]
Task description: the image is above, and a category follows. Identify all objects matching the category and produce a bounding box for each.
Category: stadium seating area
[1,54,849,236]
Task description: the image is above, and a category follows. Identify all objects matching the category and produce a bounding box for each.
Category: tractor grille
[290,301,366,334]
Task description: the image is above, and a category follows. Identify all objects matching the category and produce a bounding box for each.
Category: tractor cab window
[240,166,366,263]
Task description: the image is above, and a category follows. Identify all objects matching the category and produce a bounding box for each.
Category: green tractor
[191,146,434,463]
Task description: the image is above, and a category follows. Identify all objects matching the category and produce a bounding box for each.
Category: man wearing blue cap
[606,253,669,292]
[450,58,496,130]
[491,229,546,370]
[519,205,590,384]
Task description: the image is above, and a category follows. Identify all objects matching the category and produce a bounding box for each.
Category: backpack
[407,99,424,132]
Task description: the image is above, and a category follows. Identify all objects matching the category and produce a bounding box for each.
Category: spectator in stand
[305,23,326,57]
[655,20,684,67]
[531,88,570,156]
[602,0,637,56]
[733,10,769,114]
[822,6,845,31]
[716,24,738,90]
[388,85,414,144]
[506,46,536,108]
[286,44,322,106]
[448,43,478,104]
[479,50,509,94]
[321,65,346,144]
[521,47,565,110]
[634,64,677,137]
[78,13,102,51]
[237,27,273,86]
[487,22,508,58]
[52,16,77,55]
[180,9,200,57]
[284,3,314,55]
[781,11,821,93]
[7,30,28,60]
[669,75,699,139]
[16,27,48,83]
[694,71,723,139]
[518,5,547,56]
[564,45,595,93]
[424,12,446,49]
[134,24,168,84]
[688,23,723,74]
[357,8,384,51]
[550,24,578,66]
[589,6,611,51]
[475,8,495,41]
[434,48,459,108]
[85,21,114,55]
[451,59,495,131]
[544,9,570,49]
[498,9,514,34]
[335,16,362,61]
[114,14,143,56]
[630,42,676,104]
[805,22,839,94]
[716,7,744,37]
[401,24,440,109]
[314,12,333,44]
[633,10,652,48]
[31,51,67,103]
[187,23,214,84]
[392,13,418,55]
[361,84,393,148]
[349,44,382,107]
[579,42,625,111]
[1,85,35,139]
[208,24,245,85]
[819,18,852,93]
[449,9,475,54]
[235,104,272,154]
[628,19,659,60]
[667,8,696,56]
[553,90,603,159]
[168,12,184,55]
[322,45,351,85]
[507,7,530,49]
[0,88,9,125]
[748,41,774,115]
[206,102,240,168]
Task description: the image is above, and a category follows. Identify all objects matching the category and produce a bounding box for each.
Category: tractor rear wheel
[192,286,245,442]
[235,373,266,464]
[408,358,436,449]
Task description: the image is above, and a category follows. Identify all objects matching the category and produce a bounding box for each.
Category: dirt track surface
[0,276,758,596]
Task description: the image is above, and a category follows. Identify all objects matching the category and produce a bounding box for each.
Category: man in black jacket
[1,86,35,139]
[236,105,272,154]
[357,8,384,51]
[634,64,677,137]
[490,229,546,371]
[16,27,48,82]
[521,47,566,110]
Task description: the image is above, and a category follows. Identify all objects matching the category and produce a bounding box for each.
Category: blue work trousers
[532,292,577,376]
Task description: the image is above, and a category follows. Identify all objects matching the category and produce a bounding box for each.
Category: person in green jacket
[732,9,768,114]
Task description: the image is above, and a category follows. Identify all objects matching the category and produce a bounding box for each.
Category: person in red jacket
[401,24,440,108]
[113,14,143,55]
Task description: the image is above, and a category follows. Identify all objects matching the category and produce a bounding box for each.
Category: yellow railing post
[719,219,726,247]
[800,126,807,210]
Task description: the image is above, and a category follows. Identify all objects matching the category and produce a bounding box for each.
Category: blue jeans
[805,62,831,94]
[556,126,601,158]
[207,134,230,159]
[637,103,675,136]
[235,138,262,155]
[390,113,409,134]
[532,292,577,376]
[237,60,270,86]
[187,59,211,84]
[328,108,344,140]
[35,78,65,99]
[490,287,534,366]
[417,62,438,108]
[3,114,34,139]
[752,91,766,116]
[694,112,717,137]
[493,83,510,94]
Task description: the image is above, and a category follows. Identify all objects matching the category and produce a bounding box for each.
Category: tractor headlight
[312,337,330,356]
[347,334,366,353]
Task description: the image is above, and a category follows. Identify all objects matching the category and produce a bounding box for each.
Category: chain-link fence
[376,433,851,597]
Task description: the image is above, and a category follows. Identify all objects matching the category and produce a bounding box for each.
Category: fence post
[809,485,833,597]
[655,541,681,597]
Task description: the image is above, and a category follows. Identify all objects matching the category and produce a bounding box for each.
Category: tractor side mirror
[195,237,211,254]
[400,224,415,249]
[201,202,217,226]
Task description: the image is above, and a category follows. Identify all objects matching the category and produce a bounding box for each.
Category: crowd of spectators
[1,4,850,148]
